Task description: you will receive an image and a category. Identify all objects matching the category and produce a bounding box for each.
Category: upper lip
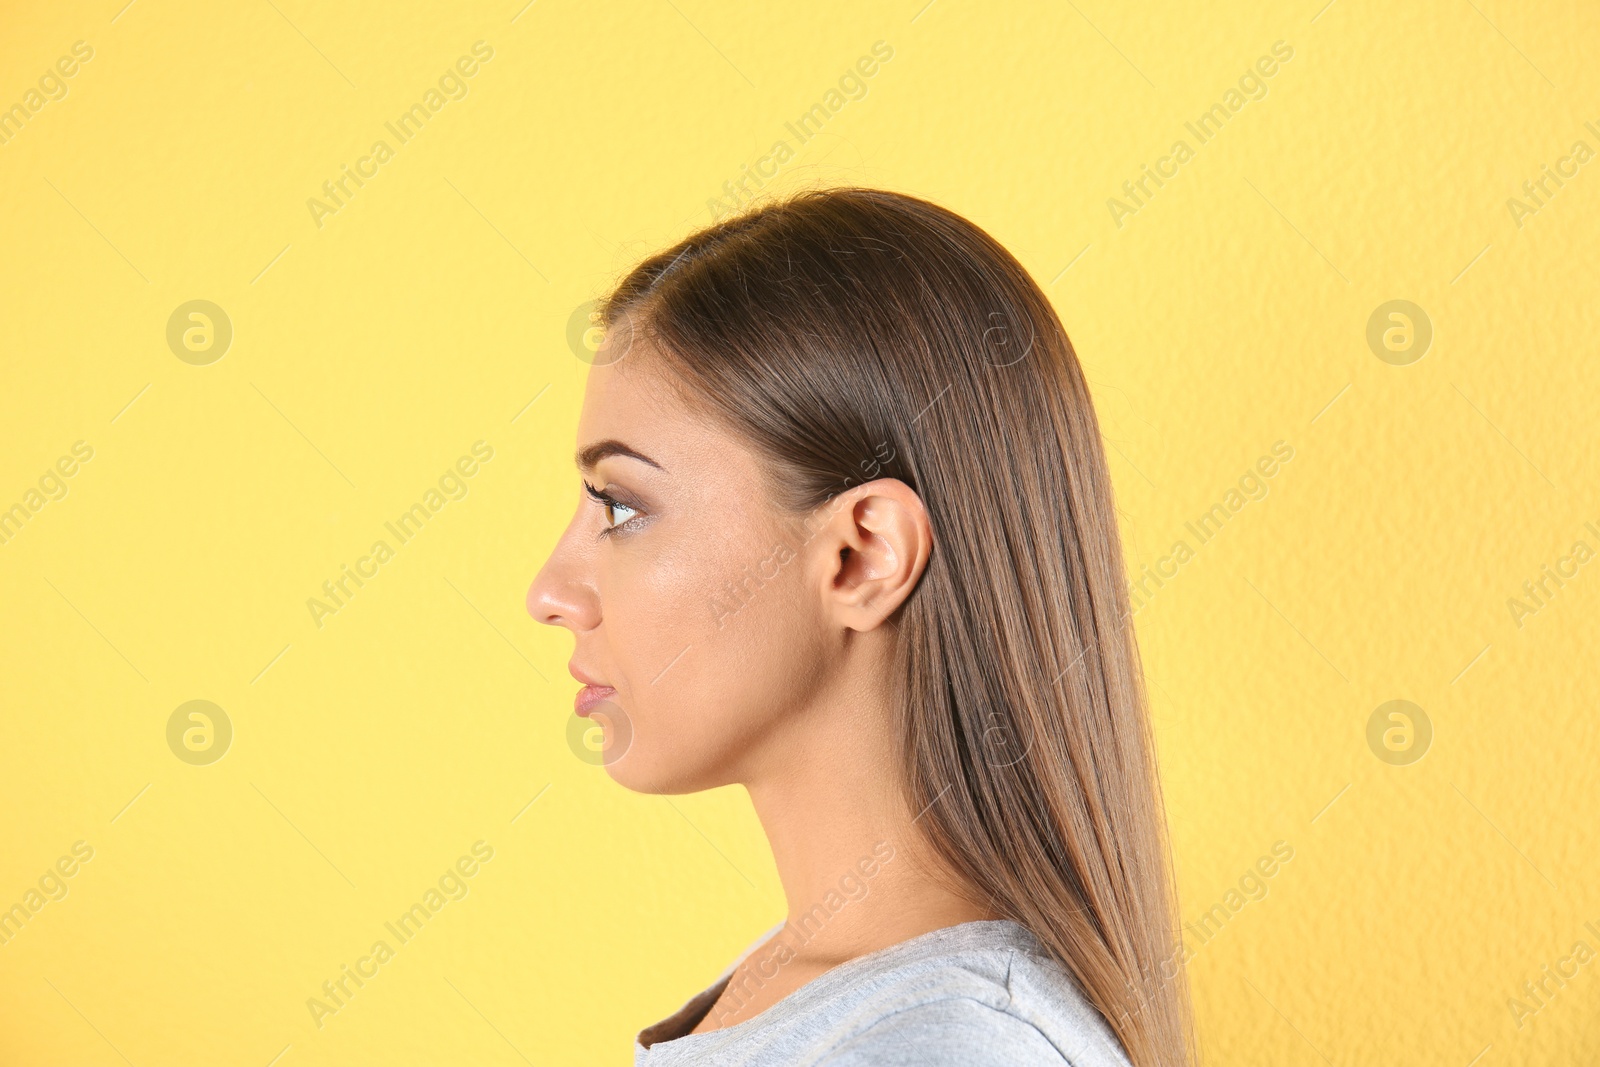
[568,661,613,688]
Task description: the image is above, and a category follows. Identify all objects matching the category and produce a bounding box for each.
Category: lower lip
[575,685,617,717]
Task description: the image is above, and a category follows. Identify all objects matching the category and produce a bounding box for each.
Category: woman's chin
[600,751,733,796]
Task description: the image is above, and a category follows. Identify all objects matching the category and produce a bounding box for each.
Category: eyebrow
[576,439,665,472]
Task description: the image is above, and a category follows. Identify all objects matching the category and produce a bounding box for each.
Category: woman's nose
[527,529,600,632]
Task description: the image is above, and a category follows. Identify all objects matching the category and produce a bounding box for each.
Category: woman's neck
[739,677,998,969]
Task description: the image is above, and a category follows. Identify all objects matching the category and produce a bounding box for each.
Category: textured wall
[2,2,1596,1064]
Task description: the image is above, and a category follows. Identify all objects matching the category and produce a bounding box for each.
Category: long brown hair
[598,187,1194,1067]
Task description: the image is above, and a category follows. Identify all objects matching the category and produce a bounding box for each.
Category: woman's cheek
[608,542,726,685]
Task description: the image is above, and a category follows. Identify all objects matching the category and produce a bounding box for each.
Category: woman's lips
[575,684,617,717]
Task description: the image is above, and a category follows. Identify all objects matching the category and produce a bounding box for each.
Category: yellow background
[2,1,1597,1064]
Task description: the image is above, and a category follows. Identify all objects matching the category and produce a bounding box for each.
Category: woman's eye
[602,500,637,528]
[584,480,641,534]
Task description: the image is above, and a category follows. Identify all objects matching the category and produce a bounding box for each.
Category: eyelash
[583,480,642,537]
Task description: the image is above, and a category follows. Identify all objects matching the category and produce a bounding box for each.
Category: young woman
[529,187,1195,1066]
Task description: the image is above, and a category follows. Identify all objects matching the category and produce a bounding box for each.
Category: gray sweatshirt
[633,918,1135,1066]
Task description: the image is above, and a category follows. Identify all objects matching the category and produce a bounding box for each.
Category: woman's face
[528,347,832,794]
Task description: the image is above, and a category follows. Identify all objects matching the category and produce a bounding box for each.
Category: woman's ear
[809,479,933,632]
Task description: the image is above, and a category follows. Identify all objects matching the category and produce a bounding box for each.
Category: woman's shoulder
[635,919,1134,1067]
[810,920,1134,1067]
[816,996,1078,1065]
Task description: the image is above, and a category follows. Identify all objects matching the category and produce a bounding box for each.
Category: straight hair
[599,186,1195,1067]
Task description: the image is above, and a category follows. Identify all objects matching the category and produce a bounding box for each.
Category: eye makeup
[583,479,646,537]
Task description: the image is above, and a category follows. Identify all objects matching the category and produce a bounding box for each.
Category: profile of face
[528,334,931,796]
